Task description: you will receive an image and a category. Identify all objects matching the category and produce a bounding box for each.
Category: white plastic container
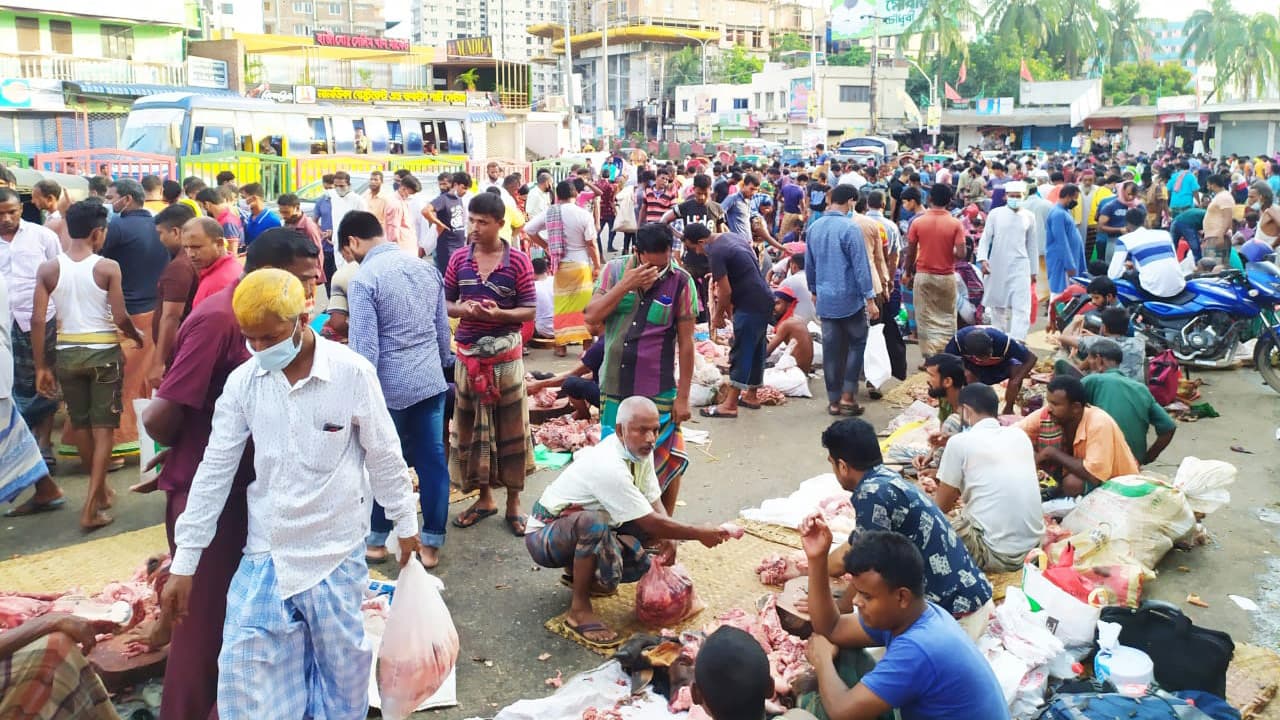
[1096,645,1155,696]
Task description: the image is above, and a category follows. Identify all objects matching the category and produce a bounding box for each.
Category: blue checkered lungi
[217,546,370,719]
[525,506,650,592]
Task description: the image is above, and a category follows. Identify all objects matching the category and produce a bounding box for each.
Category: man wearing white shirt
[163,268,420,719]
[836,163,866,190]
[935,383,1044,572]
[1109,208,1186,298]
[329,171,367,268]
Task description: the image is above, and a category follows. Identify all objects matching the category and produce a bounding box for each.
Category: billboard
[829,0,925,41]
[974,97,1014,115]
[789,77,813,124]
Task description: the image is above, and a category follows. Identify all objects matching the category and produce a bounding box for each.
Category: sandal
[5,496,66,517]
[738,399,762,410]
[564,619,622,648]
[866,384,883,401]
[559,573,618,597]
[828,404,843,416]
[699,406,738,419]
[838,402,864,417]
[451,506,498,529]
[505,514,528,536]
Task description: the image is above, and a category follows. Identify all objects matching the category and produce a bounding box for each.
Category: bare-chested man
[767,285,814,374]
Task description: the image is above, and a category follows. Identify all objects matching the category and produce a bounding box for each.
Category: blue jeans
[729,310,769,390]
[821,310,870,405]
[1170,220,1201,260]
[368,391,448,548]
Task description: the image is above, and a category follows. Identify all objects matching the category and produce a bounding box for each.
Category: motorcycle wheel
[1255,333,1280,395]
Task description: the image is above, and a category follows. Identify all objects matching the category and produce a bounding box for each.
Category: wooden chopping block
[89,636,168,692]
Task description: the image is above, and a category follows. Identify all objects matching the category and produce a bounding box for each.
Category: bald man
[183,216,239,307]
[526,395,735,647]
[163,267,419,718]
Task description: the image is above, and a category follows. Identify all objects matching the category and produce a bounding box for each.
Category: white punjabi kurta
[976,205,1036,340]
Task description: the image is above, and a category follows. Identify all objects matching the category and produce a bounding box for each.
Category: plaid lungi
[217,546,371,720]
[0,398,49,504]
[600,389,688,494]
[450,348,535,493]
[0,633,119,719]
[526,505,651,592]
[10,320,58,426]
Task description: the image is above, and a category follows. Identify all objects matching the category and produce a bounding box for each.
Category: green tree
[827,45,870,67]
[1180,0,1241,98]
[902,0,980,67]
[455,68,480,91]
[904,38,1065,105]
[770,32,812,68]
[666,46,705,92]
[716,45,764,84]
[1102,61,1191,104]
[985,0,1058,51]
[1100,0,1155,68]
[1224,12,1280,100]
[1044,0,1104,76]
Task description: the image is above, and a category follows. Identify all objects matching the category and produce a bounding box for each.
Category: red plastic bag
[377,553,459,719]
[1147,350,1181,406]
[1033,545,1145,608]
[635,561,701,628]
[1029,278,1040,326]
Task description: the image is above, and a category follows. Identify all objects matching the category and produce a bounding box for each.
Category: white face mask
[1006,197,1023,210]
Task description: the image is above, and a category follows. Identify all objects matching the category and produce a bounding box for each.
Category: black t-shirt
[674,199,723,280]
[706,233,773,315]
[713,178,731,204]
[806,182,829,212]
[430,192,466,273]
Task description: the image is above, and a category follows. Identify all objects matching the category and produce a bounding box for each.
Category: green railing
[0,152,28,168]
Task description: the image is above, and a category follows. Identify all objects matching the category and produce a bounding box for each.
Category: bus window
[309,117,329,154]
[363,118,388,153]
[420,121,439,155]
[192,125,234,155]
[387,120,403,154]
[332,116,355,154]
[443,120,466,154]
[404,118,422,154]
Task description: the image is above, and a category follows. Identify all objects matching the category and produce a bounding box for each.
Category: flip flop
[505,514,528,537]
[5,496,67,517]
[564,619,622,648]
[739,400,763,410]
[699,406,738,419]
[451,506,498,529]
[828,404,843,416]
[838,403,865,417]
[559,574,618,597]
[867,385,884,401]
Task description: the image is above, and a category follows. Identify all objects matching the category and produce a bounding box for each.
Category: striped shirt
[444,242,537,346]
[595,256,698,399]
[1108,228,1185,298]
[642,187,678,225]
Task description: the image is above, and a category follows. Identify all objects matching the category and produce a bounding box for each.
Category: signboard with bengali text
[830,0,924,40]
[312,86,468,105]
[314,31,410,52]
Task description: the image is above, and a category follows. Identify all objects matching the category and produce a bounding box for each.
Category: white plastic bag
[762,365,812,397]
[1171,456,1235,515]
[1021,566,1100,647]
[134,398,162,485]
[376,553,460,720]
[863,322,892,389]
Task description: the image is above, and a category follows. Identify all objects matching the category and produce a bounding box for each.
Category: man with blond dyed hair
[162,267,421,719]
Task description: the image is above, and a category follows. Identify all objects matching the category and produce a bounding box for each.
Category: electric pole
[866,15,880,136]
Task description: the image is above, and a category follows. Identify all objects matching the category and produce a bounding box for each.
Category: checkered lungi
[217,545,370,719]
[525,506,651,592]
[0,632,118,719]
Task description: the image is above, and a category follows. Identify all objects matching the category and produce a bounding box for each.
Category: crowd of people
[0,141,1275,719]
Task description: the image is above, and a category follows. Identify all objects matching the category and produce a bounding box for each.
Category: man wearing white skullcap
[976,180,1037,340]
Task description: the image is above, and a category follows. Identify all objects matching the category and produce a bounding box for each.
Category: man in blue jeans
[806,184,879,416]
[684,224,775,420]
[342,210,454,569]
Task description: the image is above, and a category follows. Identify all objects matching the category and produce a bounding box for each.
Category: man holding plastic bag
[163,269,421,719]
[526,396,734,647]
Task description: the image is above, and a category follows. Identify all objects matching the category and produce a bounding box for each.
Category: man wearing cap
[767,285,815,374]
[976,181,1036,341]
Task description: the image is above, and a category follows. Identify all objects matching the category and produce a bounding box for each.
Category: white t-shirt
[780,271,817,325]
[535,434,660,527]
[407,191,436,256]
[525,203,596,263]
[1108,227,1186,298]
[837,171,866,190]
[936,418,1045,556]
[534,276,554,337]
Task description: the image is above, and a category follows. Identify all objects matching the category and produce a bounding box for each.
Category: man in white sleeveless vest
[30,199,144,531]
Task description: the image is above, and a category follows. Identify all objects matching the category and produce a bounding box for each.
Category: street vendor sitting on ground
[935,383,1045,573]
[797,528,1010,720]
[0,612,121,720]
[526,338,603,420]
[767,285,815,374]
[911,353,967,474]
[525,396,732,647]
[1081,338,1176,466]
[1018,375,1139,498]
[819,419,994,639]
[1057,305,1145,382]
[942,324,1037,415]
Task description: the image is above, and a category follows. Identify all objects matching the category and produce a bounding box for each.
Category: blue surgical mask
[621,445,645,463]
[1007,198,1023,210]
[246,319,302,372]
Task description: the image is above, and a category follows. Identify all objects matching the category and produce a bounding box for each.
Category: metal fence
[32,149,174,180]
[179,152,293,199]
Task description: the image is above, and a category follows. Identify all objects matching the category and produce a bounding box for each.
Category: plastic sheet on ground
[740,473,856,538]
[477,661,681,720]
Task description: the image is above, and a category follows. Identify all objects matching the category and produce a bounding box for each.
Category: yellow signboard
[313,87,468,105]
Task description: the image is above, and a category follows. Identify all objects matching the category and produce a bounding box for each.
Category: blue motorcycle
[1060,261,1280,393]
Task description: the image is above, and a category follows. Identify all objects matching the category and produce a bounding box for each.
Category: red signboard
[314,31,410,53]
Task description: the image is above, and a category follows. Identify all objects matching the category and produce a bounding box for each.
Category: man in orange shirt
[904,184,966,357]
[1017,375,1138,498]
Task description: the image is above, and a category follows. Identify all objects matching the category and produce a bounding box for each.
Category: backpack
[1037,692,1214,720]
[1147,350,1180,405]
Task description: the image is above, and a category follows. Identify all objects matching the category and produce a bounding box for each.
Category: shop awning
[469,111,508,122]
[64,82,239,98]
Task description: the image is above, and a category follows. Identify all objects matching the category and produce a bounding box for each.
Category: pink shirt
[193,252,242,308]
[383,194,413,255]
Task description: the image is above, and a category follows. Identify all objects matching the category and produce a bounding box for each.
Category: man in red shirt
[183,217,240,307]
[277,193,327,287]
[145,204,198,394]
[904,184,966,357]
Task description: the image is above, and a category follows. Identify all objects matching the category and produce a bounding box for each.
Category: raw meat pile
[533,416,601,452]
[705,595,810,712]
[817,495,854,520]
[754,386,787,406]
[530,387,560,409]
[755,552,809,586]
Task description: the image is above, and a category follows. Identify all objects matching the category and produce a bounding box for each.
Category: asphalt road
[1,338,1277,719]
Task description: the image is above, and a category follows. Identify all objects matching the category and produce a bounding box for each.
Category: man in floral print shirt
[820,418,994,640]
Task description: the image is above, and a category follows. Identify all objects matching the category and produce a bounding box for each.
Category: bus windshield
[120,108,185,155]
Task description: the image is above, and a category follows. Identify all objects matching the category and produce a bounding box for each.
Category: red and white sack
[635,561,702,628]
[376,554,459,720]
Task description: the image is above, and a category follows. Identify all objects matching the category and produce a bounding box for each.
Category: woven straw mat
[1228,643,1280,720]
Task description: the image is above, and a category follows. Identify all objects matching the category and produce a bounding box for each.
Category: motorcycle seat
[1132,284,1196,305]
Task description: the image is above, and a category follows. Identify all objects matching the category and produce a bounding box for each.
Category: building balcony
[0,53,186,86]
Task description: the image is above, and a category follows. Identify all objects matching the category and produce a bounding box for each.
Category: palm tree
[1222,12,1280,100]
[1045,0,1103,76]
[903,0,980,77]
[454,68,480,91]
[985,0,1058,51]
[1102,0,1155,68]
[1180,0,1242,97]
